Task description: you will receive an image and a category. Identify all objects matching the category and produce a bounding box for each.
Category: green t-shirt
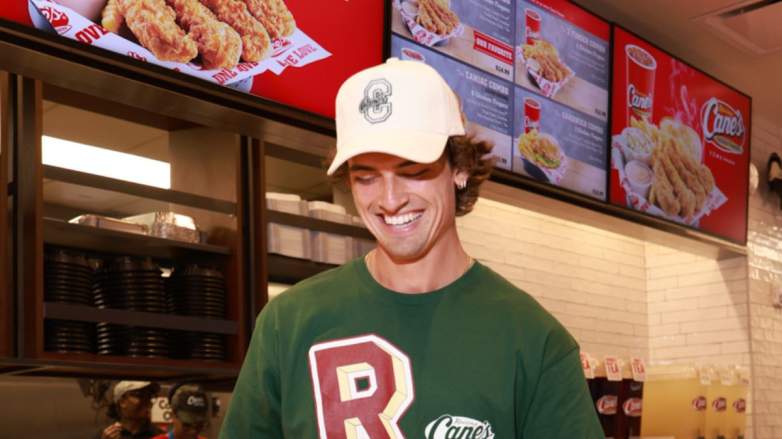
[220,258,602,438]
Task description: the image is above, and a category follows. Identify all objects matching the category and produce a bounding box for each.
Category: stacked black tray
[168,265,227,361]
[45,319,95,354]
[94,257,171,358]
[44,249,94,306]
[44,250,96,353]
[168,265,226,319]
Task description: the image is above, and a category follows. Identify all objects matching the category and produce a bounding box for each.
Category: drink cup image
[525,9,541,45]
[625,44,657,125]
[524,97,541,133]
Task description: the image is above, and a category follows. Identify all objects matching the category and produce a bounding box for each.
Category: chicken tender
[417,0,459,36]
[243,0,296,40]
[652,158,680,216]
[199,0,271,62]
[166,0,242,69]
[117,0,198,63]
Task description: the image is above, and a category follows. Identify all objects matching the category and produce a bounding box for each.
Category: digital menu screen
[513,0,610,200]
[391,0,610,200]
[1,0,384,118]
[610,27,750,244]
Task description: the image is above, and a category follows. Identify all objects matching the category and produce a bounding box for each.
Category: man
[98,381,163,439]
[220,58,602,437]
[152,383,210,439]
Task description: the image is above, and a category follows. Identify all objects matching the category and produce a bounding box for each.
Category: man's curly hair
[328,135,495,216]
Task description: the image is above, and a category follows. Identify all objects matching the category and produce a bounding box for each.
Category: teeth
[383,212,422,226]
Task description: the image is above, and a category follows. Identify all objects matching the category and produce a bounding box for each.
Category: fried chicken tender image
[116,0,198,63]
[243,0,296,40]
[166,0,242,69]
[199,0,271,62]
[417,0,459,36]
[102,0,123,33]
[643,120,717,221]
[523,40,570,82]
[651,158,680,217]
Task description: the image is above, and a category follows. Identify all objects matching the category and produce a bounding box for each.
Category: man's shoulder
[471,263,575,342]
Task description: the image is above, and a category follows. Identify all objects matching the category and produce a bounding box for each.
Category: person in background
[152,383,210,439]
[98,381,163,439]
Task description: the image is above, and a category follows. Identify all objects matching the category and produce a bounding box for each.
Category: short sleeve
[219,303,283,438]
[518,333,603,437]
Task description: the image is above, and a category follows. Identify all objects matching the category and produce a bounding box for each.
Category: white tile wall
[458,195,650,360]
[745,116,782,439]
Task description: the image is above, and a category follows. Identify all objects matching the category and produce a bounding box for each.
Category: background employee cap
[113,381,158,402]
[170,384,209,425]
[328,57,465,175]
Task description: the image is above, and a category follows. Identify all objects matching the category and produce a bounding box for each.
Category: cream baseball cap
[328,58,465,175]
[113,381,158,402]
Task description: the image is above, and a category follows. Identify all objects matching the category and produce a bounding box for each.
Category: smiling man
[220,58,602,438]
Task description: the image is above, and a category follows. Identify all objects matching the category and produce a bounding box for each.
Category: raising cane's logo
[596,395,618,415]
[692,396,707,411]
[701,97,746,154]
[39,6,71,34]
[628,84,653,116]
[424,415,495,439]
[712,397,728,412]
[272,38,293,57]
[622,398,643,417]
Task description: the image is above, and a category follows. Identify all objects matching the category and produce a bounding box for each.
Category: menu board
[1,0,384,118]
[512,0,610,199]
[390,0,611,199]
[392,36,513,170]
[610,27,751,244]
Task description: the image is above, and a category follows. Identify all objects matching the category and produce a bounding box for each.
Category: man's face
[119,389,154,421]
[173,416,206,439]
[348,152,458,261]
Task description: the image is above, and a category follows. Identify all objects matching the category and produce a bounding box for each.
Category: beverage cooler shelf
[44,302,237,334]
[267,254,338,284]
[44,165,236,214]
[43,218,231,259]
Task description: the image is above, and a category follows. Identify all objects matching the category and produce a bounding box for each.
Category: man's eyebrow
[348,163,376,172]
[395,161,420,169]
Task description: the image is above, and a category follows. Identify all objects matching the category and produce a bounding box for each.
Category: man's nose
[378,175,409,213]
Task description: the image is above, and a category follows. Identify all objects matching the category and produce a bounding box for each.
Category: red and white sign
[604,356,623,382]
[712,397,728,412]
[733,398,747,413]
[596,395,618,415]
[630,357,646,382]
[580,352,595,379]
[622,397,643,417]
[692,396,708,411]
[610,27,750,244]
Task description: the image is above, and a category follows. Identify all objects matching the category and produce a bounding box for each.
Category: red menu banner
[2,0,384,118]
[610,27,750,244]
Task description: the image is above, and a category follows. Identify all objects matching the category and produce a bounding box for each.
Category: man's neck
[367,229,472,294]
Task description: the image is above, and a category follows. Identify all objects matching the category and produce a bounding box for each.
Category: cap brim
[327,130,450,175]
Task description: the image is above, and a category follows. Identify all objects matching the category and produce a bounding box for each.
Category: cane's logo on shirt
[308,334,414,438]
[359,79,393,124]
[424,415,495,439]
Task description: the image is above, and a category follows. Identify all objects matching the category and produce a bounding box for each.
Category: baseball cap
[328,57,465,175]
[170,384,209,425]
[113,381,158,402]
